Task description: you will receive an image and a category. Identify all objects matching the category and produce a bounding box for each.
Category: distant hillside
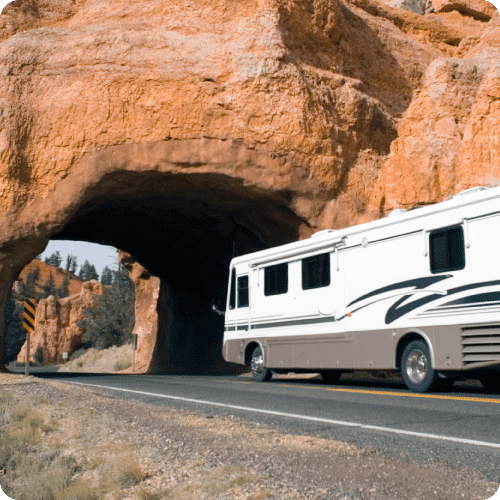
[17,259,83,297]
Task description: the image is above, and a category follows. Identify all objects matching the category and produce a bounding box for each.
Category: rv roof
[230,184,500,266]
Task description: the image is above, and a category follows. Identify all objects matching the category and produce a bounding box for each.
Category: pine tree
[58,274,70,299]
[38,273,57,300]
[25,267,40,299]
[78,260,99,282]
[78,263,135,350]
[100,265,113,285]
[65,254,78,275]
[52,251,63,269]
[3,292,25,364]
[78,260,90,281]
[88,263,99,282]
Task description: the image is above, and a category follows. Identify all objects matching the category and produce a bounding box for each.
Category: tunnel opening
[42,170,307,374]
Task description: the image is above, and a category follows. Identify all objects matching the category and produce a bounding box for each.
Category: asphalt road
[19,369,500,483]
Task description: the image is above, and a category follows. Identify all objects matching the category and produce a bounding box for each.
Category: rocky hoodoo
[0,0,499,372]
[16,258,83,298]
[16,280,106,365]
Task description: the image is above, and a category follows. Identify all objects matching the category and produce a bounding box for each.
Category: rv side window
[429,226,465,273]
[237,275,249,308]
[302,253,331,290]
[229,268,236,310]
[264,263,288,296]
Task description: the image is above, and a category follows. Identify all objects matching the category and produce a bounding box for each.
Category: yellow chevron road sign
[23,299,36,333]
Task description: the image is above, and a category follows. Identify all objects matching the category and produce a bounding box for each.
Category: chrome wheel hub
[251,351,264,375]
[406,349,428,384]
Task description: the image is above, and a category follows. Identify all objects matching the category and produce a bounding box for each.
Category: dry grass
[0,384,142,500]
[58,344,132,373]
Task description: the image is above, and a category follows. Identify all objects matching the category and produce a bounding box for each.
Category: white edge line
[67,381,500,450]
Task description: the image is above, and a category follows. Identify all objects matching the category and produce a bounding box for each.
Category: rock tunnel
[0,140,312,373]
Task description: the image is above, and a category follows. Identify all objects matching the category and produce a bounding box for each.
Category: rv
[221,185,500,393]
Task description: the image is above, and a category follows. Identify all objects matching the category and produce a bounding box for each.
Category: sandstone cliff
[0,0,498,373]
[17,280,106,365]
[16,258,83,298]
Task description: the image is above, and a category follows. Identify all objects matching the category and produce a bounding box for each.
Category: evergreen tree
[78,264,135,350]
[25,267,40,299]
[58,274,70,299]
[88,263,99,282]
[45,251,63,269]
[65,254,78,275]
[37,273,57,300]
[3,292,25,364]
[78,260,99,282]
[78,260,89,281]
[100,265,113,286]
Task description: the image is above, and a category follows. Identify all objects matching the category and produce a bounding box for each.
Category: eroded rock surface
[16,258,83,298]
[0,0,499,372]
[16,280,106,365]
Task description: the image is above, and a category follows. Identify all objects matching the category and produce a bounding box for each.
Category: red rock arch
[0,139,312,372]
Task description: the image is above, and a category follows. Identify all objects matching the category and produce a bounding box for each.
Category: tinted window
[229,268,236,310]
[264,263,288,296]
[430,226,465,273]
[302,253,331,290]
[237,275,249,308]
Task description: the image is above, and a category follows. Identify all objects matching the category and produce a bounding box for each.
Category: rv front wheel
[401,340,439,393]
[320,371,342,384]
[478,370,500,394]
[250,346,272,383]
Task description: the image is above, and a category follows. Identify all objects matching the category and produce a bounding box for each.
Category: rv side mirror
[211,296,225,316]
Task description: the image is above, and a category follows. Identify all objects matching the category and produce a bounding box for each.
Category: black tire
[401,340,440,393]
[320,370,342,384]
[250,346,272,382]
[479,370,500,394]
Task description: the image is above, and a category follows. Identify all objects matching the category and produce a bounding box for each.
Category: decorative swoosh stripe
[225,315,338,332]
[386,280,500,324]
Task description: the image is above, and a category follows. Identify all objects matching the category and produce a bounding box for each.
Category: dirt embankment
[0,373,498,500]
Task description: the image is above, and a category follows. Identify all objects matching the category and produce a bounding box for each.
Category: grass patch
[0,390,113,500]
[58,344,132,373]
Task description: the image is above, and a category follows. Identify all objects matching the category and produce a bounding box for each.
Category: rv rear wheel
[320,371,342,384]
[250,346,272,383]
[401,340,440,393]
[479,370,500,394]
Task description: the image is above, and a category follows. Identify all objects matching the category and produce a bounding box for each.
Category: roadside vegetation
[0,381,145,500]
[3,251,135,367]
[58,344,132,373]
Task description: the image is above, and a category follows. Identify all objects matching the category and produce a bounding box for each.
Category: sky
[38,241,119,276]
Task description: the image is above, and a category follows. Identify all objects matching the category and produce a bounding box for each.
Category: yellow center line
[229,380,500,404]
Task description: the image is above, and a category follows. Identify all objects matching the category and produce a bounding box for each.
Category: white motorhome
[221,185,500,393]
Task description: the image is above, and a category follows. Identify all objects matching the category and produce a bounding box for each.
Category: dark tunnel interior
[46,171,306,373]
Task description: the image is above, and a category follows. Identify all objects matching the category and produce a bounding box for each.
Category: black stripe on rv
[385,279,500,324]
[225,315,337,332]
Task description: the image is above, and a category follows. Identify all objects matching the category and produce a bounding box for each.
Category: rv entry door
[236,274,250,334]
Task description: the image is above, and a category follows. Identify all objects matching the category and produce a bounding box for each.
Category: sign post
[131,334,137,373]
[23,299,36,377]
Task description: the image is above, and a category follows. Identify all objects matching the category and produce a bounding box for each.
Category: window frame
[264,263,288,297]
[228,268,236,310]
[429,225,466,274]
[237,274,249,308]
[301,252,331,290]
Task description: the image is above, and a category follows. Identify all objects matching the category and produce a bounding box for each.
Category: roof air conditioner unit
[451,186,488,200]
[388,209,407,217]
[312,229,336,239]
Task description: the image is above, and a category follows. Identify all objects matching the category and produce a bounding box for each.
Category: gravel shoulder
[1,373,499,500]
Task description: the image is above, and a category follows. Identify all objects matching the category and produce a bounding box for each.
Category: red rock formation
[0,0,499,372]
[16,259,82,298]
[17,280,106,365]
